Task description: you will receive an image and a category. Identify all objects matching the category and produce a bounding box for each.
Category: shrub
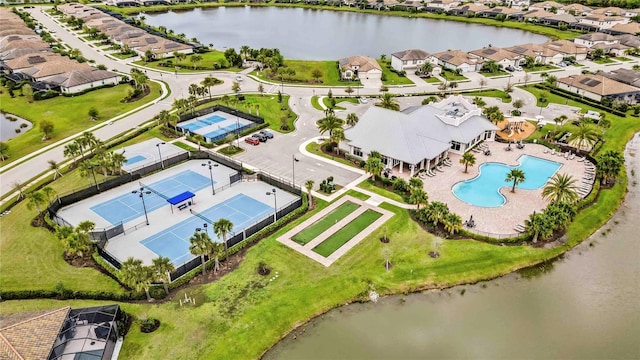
[139,317,160,333]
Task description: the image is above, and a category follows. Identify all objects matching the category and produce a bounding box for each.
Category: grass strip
[312,209,383,257]
[292,201,360,245]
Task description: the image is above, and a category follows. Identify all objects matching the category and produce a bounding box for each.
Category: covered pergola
[167,191,196,213]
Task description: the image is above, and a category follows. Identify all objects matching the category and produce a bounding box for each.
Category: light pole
[156,142,166,169]
[88,163,99,191]
[292,155,299,186]
[266,188,277,222]
[201,161,218,195]
[132,187,152,225]
[203,223,208,236]
[566,76,574,105]
[235,115,240,149]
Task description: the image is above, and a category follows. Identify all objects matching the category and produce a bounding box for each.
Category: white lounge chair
[551,150,556,155]
[577,157,585,162]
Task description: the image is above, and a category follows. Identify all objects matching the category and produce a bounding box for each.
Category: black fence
[97,247,121,270]
[90,223,124,247]
[176,105,265,143]
[126,152,190,177]
[229,171,242,185]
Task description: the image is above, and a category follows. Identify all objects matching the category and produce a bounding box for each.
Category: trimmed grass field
[312,209,383,257]
[424,77,441,83]
[292,201,360,245]
[377,60,414,86]
[135,51,243,73]
[193,94,295,133]
[357,179,406,203]
[0,83,162,166]
[440,69,468,82]
[464,89,512,103]
[251,60,361,87]
[524,64,558,72]
[322,97,358,110]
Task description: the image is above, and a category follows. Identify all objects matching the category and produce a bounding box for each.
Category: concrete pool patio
[394,142,593,237]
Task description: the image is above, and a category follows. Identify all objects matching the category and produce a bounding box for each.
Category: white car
[514,66,523,71]
[359,97,368,104]
[235,75,243,82]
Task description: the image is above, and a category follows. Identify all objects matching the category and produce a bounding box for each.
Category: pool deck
[394,142,593,237]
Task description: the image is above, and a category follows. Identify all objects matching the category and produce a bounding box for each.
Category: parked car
[514,66,523,71]
[252,133,267,142]
[245,137,259,145]
[505,66,515,72]
[359,97,368,104]
[235,75,243,82]
[259,130,274,139]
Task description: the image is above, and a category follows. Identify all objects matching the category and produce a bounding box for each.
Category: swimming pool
[452,155,562,207]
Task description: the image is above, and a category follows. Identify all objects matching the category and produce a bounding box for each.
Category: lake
[264,133,640,359]
[0,112,32,142]
[143,7,549,60]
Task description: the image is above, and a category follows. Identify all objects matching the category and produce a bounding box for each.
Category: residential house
[592,7,639,18]
[425,0,461,12]
[522,9,555,21]
[598,69,640,88]
[506,0,530,10]
[394,0,424,11]
[578,14,629,30]
[591,42,629,56]
[557,74,640,104]
[540,13,579,28]
[341,95,499,176]
[503,43,563,64]
[20,59,92,81]
[46,67,121,94]
[573,32,619,47]
[528,1,564,13]
[468,46,521,69]
[430,49,483,72]
[0,46,53,61]
[542,39,589,60]
[2,52,67,72]
[1,39,50,52]
[607,22,640,36]
[561,3,592,16]
[0,27,35,37]
[337,55,383,80]
[448,3,490,16]
[390,49,430,72]
[136,39,194,59]
[616,34,640,49]
[478,6,524,20]
[0,305,122,360]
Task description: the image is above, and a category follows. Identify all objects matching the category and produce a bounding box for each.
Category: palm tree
[0,141,9,161]
[190,54,203,69]
[120,257,153,301]
[597,150,624,185]
[567,122,599,151]
[213,218,234,266]
[346,113,359,127]
[505,169,526,193]
[364,156,384,180]
[545,75,558,88]
[26,191,46,213]
[12,181,25,200]
[152,256,175,295]
[472,97,486,108]
[304,180,314,207]
[189,230,214,276]
[409,187,428,209]
[512,99,524,112]
[316,114,342,139]
[210,242,224,273]
[443,213,462,234]
[378,92,400,111]
[111,152,127,175]
[331,128,345,151]
[482,60,500,74]
[459,152,476,173]
[419,62,433,76]
[524,212,552,243]
[409,177,423,189]
[41,186,57,204]
[48,160,63,179]
[553,115,567,134]
[201,76,219,100]
[542,173,579,203]
[426,201,449,227]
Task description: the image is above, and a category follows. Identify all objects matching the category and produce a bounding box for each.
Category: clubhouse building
[342,96,499,176]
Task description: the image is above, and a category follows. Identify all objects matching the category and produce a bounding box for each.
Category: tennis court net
[139,181,170,200]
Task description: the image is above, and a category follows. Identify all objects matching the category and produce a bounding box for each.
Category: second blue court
[140,193,273,265]
[90,170,213,225]
[452,155,562,207]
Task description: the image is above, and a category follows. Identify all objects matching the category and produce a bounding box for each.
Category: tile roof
[338,55,382,72]
[23,59,92,79]
[3,53,66,70]
[391,49,430,61]
[599,69,640,88]
[469,46,520,62]
[46,68,120,88]
[615,34,640,48]
[581,14,626,22]
[562,3,592,12]
[523,9,555,18]
[543,13,579,23]
[0,307,70,360]
[451,3,490,12]
[576,32,619,41]
[531,0,563,8]
[559,74,640,96]
[609,22,640,35]
[0,47,53,61]
[1,39,50,51]
[432,49,482,66]
[542,39,589,55]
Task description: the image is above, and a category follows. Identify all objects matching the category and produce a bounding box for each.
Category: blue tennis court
[140,193,273,265]
[180,114,227,132]
[204,123,241,139]
[90,170,213,225]
[125,155,146,166]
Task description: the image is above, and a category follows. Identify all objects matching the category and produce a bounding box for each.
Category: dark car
[505,65,515,72]
[252,133,267,142]
[245,137,259,146]
[259,130,274,139]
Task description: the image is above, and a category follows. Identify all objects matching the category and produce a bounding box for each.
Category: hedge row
[534,84,627,117]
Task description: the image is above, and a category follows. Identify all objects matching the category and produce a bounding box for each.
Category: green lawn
[0,83,162,166]
[440,69,468,81]
[322,97,358,110]
[194,94,295,133]
[313,209,383,257]
[524,64,558,72]
[614,57,632,62]
[424,77,441,83]
[110,52,136,60]
[480,70,510,77]
[593,57,615,64]
[292,201,360,245]
[310,96,323,110]
[250,60,361,86]
[135,51,242,73]
[464,89,512,103]
[377,60,414,86]
[357,179,406,203]
[174,141,198,151]
[305,141,358,168]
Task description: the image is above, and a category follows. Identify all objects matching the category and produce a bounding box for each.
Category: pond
[264,134,640,359]
[0,112,32,142]
[143,7,549,60]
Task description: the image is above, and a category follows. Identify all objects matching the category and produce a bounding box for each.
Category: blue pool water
[125,155,146,166]
[452,155,562,207]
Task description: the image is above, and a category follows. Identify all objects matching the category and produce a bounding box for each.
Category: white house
[45,68,121,94]
[337,55,382,80]
[468,46,521,69]
[574,33,620,47]
[390,49,430,72]
[430,50,483,73]
[542,39,589,61]
[426,0,461,11]
[341,96,499,176]
[578,14,629,30]
[503,43,563,65]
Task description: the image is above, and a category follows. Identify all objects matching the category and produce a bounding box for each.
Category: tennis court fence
[126,152,190,177]
[170,196,303,282]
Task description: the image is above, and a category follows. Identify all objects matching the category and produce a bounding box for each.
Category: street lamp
[203,223,208,236]
[201,161,218,195]
[292,155,299,186]
[87,163,100,191]
[566,76,575,105]
[132,187,152,225]
[156,142,166,169]
[266,188,277,222]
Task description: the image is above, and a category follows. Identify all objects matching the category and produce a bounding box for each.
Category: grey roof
[391,49,430,61]
[344,98,498,164]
